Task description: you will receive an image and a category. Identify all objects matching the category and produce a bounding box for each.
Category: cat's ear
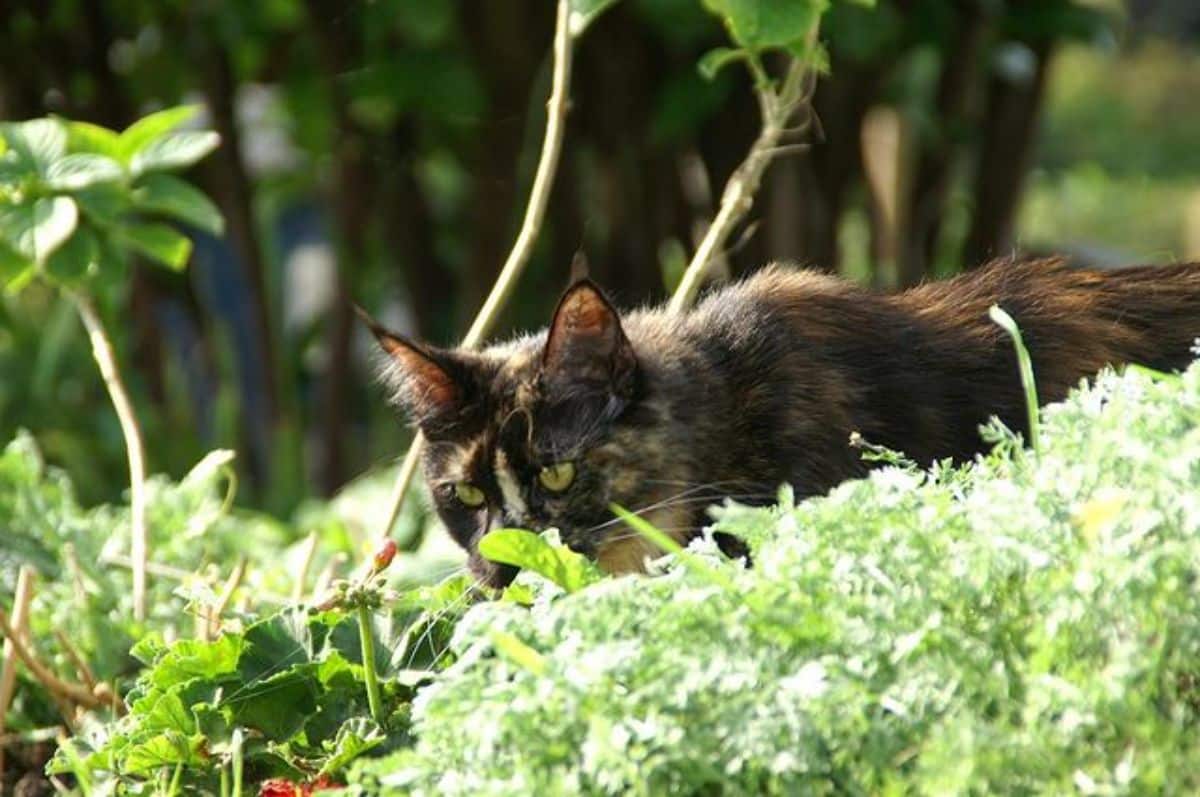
[541,280,637,395]
[356,306,461,426]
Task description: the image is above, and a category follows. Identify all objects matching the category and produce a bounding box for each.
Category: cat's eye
[538,461,576,492]
[454,481,486,508]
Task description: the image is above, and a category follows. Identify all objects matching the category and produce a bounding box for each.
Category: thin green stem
[989,305,1041,453]
[230,727,243,797]
[357,604,385,725]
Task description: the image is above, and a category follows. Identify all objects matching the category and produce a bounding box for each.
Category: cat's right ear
[355,306,461,427]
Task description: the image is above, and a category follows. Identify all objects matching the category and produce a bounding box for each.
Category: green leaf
[489,630,546,676]
[148,635,242,690]
[700,0,826,51]
[0,119,67,173]
[122,732,204,774]
[224,667,319,741]
[133,174,224,235]
[66,121,123,160]
[43,224,99,287]
[0,242,31,288]
[567,0,620,36]
[44,154,124,191]
[478,529,605,592]
[698,47,745,80]
[0,197,79,263]
[130,131,221,177]
[75,183,132,227]
[318,718,385,777]
[117,105,202,163]
[116,222,192,271]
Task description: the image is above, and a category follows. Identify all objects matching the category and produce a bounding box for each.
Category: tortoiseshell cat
[363,258,1200,587]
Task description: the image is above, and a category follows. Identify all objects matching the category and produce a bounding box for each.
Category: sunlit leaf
[117,105,202,163]
[44,224,99,287]
[130,131,221,177]
[0,118,67,173]
[44,153,124,191]
[567,0,620,36]
[0,197,79,263]
[116,222,192,271]
[66,121,123,160]
[700,0,826,51]
[133,173,224,235]
[478,528,604,592]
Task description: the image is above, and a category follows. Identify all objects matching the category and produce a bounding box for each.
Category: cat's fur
[364,258,1200,587]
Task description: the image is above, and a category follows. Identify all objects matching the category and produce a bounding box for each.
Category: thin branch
[0,566,36,779]
[0,608,117,713]
[669,48,818,314]
[74,294,149,622]
[378,0,578,536]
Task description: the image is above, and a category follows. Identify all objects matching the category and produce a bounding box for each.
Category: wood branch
[669,53,816,313]
[0,566,36,779]
[377,0,578,536]
[74,295,149,622]
[0,608,115,713]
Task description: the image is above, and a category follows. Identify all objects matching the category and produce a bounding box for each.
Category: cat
[362,257,1200,588]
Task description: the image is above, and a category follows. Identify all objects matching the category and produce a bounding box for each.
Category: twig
[292,532,319,603]
[669,49,818,313]
[74,294,149,622]
[378,0,579,536]
[52,631,97,692]
[0,566,36,779]
[205,558,247,640]
[0,608,115,713]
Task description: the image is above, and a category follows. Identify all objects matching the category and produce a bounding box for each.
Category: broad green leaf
[117,105,202,163]
[701,0,826,51]
[122,732,204,774]
[148,635,242,690]
[133,173,224,235]
[0,242,31,287]
[224,666,319,741]
[44,224,99,286]
[568,0,620,35]
[698,46,745,80]
[66,121,122,160]
[478,529,604,592]
[318,718,385,777]
[130,131,220,177]
[489,630,546,676]
[116,222,192,271]
[0,118,67,173]
[75,183,131,227]
[44,153,124,191]
[0,197,78,263]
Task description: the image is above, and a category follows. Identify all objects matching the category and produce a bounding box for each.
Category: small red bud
[372,538,398,572]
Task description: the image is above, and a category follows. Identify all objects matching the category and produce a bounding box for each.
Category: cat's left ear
[541,280,637,396]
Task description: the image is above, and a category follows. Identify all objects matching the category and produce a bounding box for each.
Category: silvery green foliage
[353,363,1200,795]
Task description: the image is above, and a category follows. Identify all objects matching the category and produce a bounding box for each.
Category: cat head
[363,281,675,587]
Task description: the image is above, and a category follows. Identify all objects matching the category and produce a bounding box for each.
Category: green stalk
[357,604,385,725]
[989,305,1041,453]
[230,727,243,797]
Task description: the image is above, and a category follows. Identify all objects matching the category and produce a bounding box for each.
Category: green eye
[454,481,486,508]
[538,461,576,492]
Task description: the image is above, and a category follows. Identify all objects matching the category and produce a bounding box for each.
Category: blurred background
[1,0,1197,520]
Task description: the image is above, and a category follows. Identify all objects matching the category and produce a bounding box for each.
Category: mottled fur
[365,258,1200,587]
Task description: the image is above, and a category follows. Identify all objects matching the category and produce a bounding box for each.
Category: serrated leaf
[116,222,192,271]
[130,131,220,176]
[318,718,385,777]
[43,224,99,287]
[0,118,67,173]
[478,529,604,592]
[117,105,202,163]
[567,0,620,35]
[0,197,78,263]
[698,46,745,80]
[133,173,224,235]
[44,153,124,191]
[122,732,204,774]
[701,0,826,51]
[66,121,122,159]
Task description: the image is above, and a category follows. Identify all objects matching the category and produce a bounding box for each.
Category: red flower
[259,776,342,796]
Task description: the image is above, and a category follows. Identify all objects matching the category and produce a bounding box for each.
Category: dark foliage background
[1,0,1197,514]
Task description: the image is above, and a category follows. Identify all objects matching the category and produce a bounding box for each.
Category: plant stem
[377,0,579,537]
[989,305,1041,453]
[0,566,36,779]
[74,293,149,622]
[357,604,385,725]
[230,727,243,797]
[669,44,816,313]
